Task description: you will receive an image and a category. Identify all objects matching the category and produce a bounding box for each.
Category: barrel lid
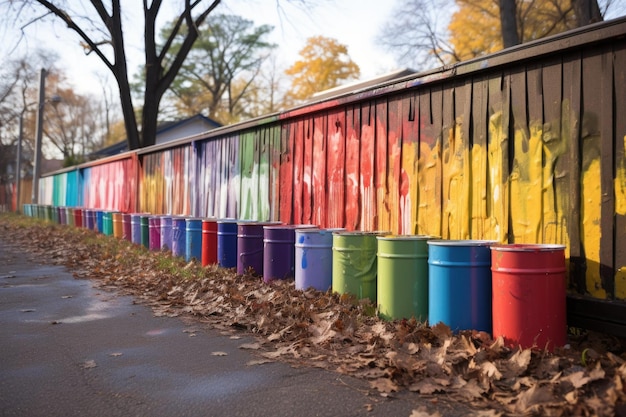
[378,234,440,241]
[490,243,566,252]
[427,239,495,246]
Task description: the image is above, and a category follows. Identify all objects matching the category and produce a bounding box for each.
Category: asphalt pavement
[0,238,472,417]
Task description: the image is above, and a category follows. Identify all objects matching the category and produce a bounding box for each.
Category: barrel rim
[427,239,496,246]
[332,230,391,236]
[490,243,566,252]
[377,234,440,241]
[296,227,346,234]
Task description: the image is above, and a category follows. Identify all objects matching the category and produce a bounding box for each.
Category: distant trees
[0,53,116,169]
[284,36,361,103]
[163,14,276,124]
[379,0,620,70]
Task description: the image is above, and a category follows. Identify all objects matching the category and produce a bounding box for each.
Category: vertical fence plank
[345,105,361,230]
[279,123,294,224]
[614,42,626,301]
[360,103,376,231]
[401,93,419,234]
[471,76,489,239]
[327,108,346,228]
[375,98,390,232]
[387,96,402,234]
[581,49,607,298]
[293,119,305,224]
[417,87,442,237]
[268,125,281,222]
[487,73,510,243]
[312,114,327,227]
[542,58,569,251]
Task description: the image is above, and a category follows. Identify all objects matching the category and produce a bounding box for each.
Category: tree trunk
[572,0,603,27]
[499,0,519,48]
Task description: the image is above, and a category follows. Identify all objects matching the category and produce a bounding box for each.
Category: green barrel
[332,232,383,302]
[103,211,113,235]
[377,235,436,321]
[67,207,75,227]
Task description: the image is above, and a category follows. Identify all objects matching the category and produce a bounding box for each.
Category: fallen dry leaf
[211,351,228,356]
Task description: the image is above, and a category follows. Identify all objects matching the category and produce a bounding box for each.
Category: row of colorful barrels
[22,204,567,350]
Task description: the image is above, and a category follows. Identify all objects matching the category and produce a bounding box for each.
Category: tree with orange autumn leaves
[379,0,622,70]
[284,36,361,103]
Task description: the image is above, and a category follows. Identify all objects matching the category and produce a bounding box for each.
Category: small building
[91,114,221,159]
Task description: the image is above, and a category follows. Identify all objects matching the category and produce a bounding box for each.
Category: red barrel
[122,214,132,241]
[201,219,218,266]
[491,244,567,351]
[73,208,83,228]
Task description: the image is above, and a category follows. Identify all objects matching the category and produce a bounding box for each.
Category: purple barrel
[295,228,346,291]
[172,217,187,258]
[131,214,142,245]
[263,225,316,283]
[122,213,132,241]
[59,207,67,225]
[160,216,172,251]
[149,216,161,251]
[237,222,269,275]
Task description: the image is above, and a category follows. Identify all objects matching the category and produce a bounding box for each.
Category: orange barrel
[201,219,218,266]
[491,244,567,351]
[112,212,123,238]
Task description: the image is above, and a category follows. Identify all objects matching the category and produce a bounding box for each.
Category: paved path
[0,239,471,417]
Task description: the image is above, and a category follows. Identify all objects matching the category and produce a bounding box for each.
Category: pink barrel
[149,216,161,251]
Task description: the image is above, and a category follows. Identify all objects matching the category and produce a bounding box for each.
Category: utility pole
[31,68,47,204]
[15,113,24,213]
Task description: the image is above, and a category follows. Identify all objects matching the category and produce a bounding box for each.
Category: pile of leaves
[2,214,626,416]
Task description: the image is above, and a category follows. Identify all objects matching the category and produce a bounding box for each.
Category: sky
[3,1,401,97]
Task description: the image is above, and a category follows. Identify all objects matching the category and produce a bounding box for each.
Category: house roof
[90,114,221,159]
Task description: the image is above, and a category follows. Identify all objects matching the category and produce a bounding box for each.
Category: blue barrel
[160,216,172,251]
[172,217,187,258]
[295,228,345,291]
[428,240,494,333]
[131,214,142,245]
[96,210,104,233]
[217,219,238,268]
[185,218,203,262]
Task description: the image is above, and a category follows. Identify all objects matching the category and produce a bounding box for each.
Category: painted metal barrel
[131,214,142,244]
[140,215,150,249]
[95,210,104,233]
[491,244,567,351]
[149,216,161,251]
[237,222,268,275]
[295,228,346,291]
[112,212,123,238]
[122,213,132,241]
[377,235,435,321]
[263,225,317,283]
[185,218,203,262]
[172,217,187,258]
[52,206,60,224]
[160,216,172,251]
[66,207,75,227]
[217,219,238,268]
[428,240,493,332]
[332,232,383,303]
[84,209,94,230]
[103,211,113,235]
[59,206,67,225]
[201,219,217,266]
[75,208,84,228]
[45,206,53,222]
